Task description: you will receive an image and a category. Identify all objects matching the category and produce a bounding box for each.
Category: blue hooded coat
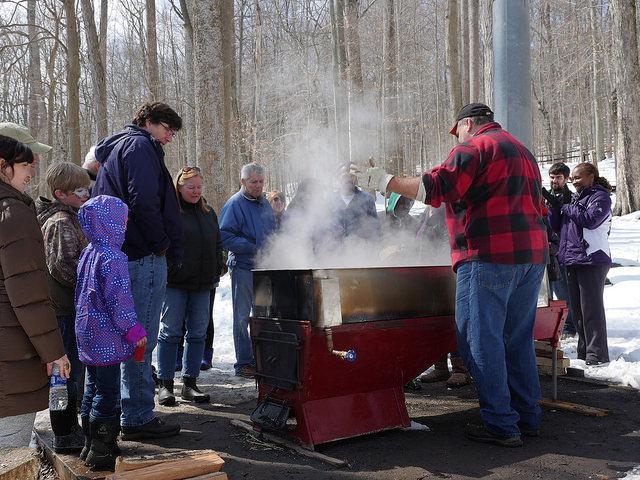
[75,195,147,366]
[219,190,275,270]
[92,124,183,264]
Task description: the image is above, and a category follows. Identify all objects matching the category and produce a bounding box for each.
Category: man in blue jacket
[92,102,183,439]
[219,163,275,378]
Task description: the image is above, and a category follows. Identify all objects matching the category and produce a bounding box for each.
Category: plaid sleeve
[422,143,481,207]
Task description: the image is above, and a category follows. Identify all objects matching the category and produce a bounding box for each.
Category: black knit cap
[449,103,494,135]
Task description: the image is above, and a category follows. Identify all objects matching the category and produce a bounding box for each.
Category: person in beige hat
[0,122,52,163]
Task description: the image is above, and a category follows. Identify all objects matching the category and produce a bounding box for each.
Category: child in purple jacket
[75,195,147,470]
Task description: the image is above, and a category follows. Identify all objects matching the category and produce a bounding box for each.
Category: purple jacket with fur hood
[75,195,146,366]
[550,184,612,266]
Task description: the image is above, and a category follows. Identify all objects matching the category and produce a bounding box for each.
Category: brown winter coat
[0,181,65,418]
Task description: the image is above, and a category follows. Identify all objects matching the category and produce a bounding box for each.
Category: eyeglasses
[73,187,90,198]
[159,122,178,137]
[272,197,284,203]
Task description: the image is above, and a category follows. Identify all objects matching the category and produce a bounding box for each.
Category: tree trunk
[344,0,363,94]
[179,0,197,166]
[80,0,108,140]
[335,0,348,81]
[330,0,347,164]
[460,0,470,105]
[383,0,402,175]
[468,0,481,102]
[27,0,46,140]
[64,0,81,165]
[145,0,160,100]
[191,1,226,211]
[220,0,239,199]
[480,0,493,105]
[446,0,462,116]
[590,3,604,164]
[611,0,640,215]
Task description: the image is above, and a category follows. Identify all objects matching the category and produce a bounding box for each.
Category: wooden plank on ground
[535,348,564,358]
[185,473,228,480]
[114,450,223,473]
[230,419,348,468]
[539,398,610,417]
[107,451,224,480]
[536,357,570,367]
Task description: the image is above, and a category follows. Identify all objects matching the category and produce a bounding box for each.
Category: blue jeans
[549,265,575,334]
[230,267,255,372]
[81,364,121,420]
[120,255,167,427]
[50,315,85,435]
[455,261,544,437]
[157,288,211,379]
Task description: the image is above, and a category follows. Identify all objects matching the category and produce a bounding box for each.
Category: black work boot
[180,377,210,403]
[120,417,180,441]
[79,416,91,461]
[53,422,85,453]
[85,417,119,471]
[158,379,176,406]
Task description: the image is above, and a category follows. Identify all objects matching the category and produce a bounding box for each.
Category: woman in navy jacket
[550,162,612,365]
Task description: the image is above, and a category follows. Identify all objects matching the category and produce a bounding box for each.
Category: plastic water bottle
[49,363,68,411]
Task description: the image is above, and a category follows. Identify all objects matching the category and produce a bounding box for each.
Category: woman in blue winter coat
[550,162,612,366]
[156,166,224,406]
[76,195,147,470]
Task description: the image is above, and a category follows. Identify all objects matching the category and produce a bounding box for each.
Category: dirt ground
[40,372,638,480]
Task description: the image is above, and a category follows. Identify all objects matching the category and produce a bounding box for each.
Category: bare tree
[190,1,226,211]
[611,0,640,214]
[590,2,604,164]
[64,0,81,164]
[468,0,481,102]
[446,0,462,115]
[146,0,160,100]
[80,0,108,139]
[383,0,402,175]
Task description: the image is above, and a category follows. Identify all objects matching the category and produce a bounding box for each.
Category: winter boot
[158,379,176,406]
[53,423,85,454]
[200,347,213,371]
[446,356,471,388]
[79,416,91,461]
[420,357,450,383]
[85,417,119,471]
[181,377,210,403]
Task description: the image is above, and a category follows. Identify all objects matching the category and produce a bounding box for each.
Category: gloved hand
[350,164,394,193]
[541,187,562,209]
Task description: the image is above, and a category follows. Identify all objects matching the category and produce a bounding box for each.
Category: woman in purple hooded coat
[550,163,612,366]
[75,195,147,470]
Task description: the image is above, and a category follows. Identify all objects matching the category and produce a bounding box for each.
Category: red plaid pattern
[424,123,548,270]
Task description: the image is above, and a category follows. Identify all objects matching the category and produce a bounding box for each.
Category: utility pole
[492,0,532,150]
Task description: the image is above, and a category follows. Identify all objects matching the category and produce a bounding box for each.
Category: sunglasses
[73,187,90,198]
[272,197,284,203]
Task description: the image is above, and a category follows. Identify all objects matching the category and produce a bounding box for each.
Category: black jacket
[168,199,224,291]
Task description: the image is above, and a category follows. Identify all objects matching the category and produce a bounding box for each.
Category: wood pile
[535,340,570,376]
[106,450,227,480]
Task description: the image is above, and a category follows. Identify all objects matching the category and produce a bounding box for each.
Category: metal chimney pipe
[492,0,533,150]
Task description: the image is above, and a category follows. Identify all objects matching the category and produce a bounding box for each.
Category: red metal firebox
[249,266,567,450]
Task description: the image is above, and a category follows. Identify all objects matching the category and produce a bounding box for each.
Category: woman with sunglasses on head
[267,190,286,230]
[549,162,612,366]
[0,135,70,447]
[156,166,224,405]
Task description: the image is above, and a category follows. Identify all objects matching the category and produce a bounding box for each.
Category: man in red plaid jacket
[355,103,548,448]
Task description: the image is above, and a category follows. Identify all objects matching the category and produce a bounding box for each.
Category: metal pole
[492,0,533,150]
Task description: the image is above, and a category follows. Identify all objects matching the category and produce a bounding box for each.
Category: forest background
[1,0,640,214]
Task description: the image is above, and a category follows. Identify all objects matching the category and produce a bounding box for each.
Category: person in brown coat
[0,135,70,447]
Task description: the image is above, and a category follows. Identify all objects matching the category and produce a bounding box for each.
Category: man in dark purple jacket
[92,102,183,439]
